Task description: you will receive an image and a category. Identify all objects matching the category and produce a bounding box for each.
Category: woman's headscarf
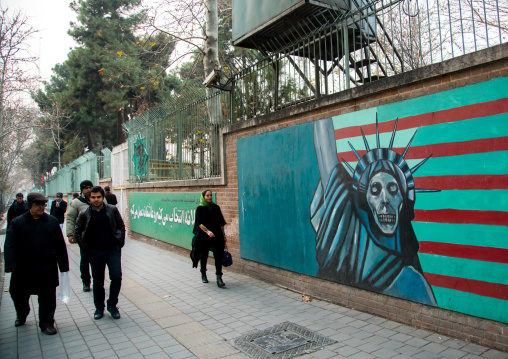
[199,189,213,207]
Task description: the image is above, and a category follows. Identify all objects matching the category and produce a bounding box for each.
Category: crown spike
[360,127,370,152]
[401,129,418,159]
[415,188,441,193]
[341,158,355,175]
[411,154,432,174]
[376,113,380,149]
[388,118,399,149]
[348,141,362,161]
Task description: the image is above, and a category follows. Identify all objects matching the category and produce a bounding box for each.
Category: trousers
[10,273,57,330]
[199,246,224,276]
[80,247,91,285]
[88,248,122,309]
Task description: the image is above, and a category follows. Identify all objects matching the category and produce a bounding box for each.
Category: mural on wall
[311,116,439,306]
[129,192,213,249]
[133,135,149,181]
[237,77,508,324]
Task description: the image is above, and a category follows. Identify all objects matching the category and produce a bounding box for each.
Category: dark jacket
[4,212,69,292]
[50,199,67,224]
[105,193,118,206]
[191,204,226,267]
[75,204,125,252]
[7,200,29,228]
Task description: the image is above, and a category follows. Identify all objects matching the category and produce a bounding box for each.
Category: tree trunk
[203,0,221,82]
[203,0,222,176]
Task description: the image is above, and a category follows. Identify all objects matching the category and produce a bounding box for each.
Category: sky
[3,0,78,82]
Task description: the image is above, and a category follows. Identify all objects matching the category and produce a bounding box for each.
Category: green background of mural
[129,192,212,248]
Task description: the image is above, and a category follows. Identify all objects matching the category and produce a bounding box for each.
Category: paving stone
[481,349,508,359]
[439,347,469,359]
[461,354,484,359]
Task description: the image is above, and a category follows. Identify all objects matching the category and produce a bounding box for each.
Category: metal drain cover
[233,322,337,359]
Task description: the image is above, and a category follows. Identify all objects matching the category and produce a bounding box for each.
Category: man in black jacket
[7,193,29,229]
[50,192,67,229]
[75,186,125,320]
[104,186,118,206]
[4,192,69,335]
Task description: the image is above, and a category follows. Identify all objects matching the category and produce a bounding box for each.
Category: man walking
[75,186,125,320]
[7,193,29,229]
[66,180,94,292]
[4,193,69,335]
[50,192,67,230]
[104,186,118,206]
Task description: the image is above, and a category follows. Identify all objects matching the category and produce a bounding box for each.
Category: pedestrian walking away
[6,193,29,229]
[74,186,125,320]
[50,192,67,230]
[192,189,227,288]
[4,192,69,335]
[66,180,94,292]
[104,186,118,206]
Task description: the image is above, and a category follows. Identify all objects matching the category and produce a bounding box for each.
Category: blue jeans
[88,248,122,310]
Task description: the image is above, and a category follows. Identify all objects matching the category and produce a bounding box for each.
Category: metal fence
[123,0,506,183]
[43,150,112,196]
[124,90,232,183]
[231,0,507,120]
[110,142,130,220]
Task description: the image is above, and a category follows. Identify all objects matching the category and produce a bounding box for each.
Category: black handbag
[222,243,233,267]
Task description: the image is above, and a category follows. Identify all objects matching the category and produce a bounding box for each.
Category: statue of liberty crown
[341,114,438,202]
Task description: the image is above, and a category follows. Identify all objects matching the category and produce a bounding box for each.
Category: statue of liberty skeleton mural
[310,116,438,306]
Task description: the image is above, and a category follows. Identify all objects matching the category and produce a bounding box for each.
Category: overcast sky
[3,0,78,82]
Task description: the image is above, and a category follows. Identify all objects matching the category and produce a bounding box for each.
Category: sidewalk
[1,234,507,359]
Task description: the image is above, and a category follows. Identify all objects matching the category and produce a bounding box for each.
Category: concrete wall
[125,43,508,351]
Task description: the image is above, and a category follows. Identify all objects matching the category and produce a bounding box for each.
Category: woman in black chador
[193,190,227,287]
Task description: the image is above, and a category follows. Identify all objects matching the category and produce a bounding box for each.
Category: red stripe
[424,273,508,301]
[414,175,508,190]
[335,98,508,140]
[337,136,508,162]
[414,209,508,226]
[419,242,508,264]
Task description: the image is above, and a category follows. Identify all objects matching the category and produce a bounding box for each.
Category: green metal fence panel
[43,150,107,196]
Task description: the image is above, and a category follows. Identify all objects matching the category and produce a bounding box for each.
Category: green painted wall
[129,192,211,249]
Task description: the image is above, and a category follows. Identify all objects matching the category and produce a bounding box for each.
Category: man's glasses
[32,202,47,207]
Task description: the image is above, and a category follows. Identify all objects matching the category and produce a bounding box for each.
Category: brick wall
[125,43,508,351]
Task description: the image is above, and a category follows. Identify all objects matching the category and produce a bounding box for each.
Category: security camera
[203,69,222,88]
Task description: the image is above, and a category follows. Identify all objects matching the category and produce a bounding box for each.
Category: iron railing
[123,0,506,183]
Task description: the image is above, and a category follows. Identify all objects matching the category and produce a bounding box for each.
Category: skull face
[367,172,403,235]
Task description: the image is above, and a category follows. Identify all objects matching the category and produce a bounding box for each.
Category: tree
[145,0,231,176]
[59,0,176,150]
[0,6,40,208]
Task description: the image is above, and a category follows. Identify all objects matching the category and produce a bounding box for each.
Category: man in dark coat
[75,186,125,320]
[4,192,69,335]
[104,186,117,206]
[50,192,67,229]
[7,193,28,229]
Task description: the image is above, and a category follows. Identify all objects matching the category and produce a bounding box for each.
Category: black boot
[201,273,208,283]
[216,275,225,287]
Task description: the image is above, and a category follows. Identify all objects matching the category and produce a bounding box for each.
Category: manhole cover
[233,322,337,359]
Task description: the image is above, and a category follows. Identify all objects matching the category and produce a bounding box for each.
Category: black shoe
[42,326,57,335]
[201,273,208,283]
[15,318,26,327]
[94,309,104,320]
[216,275,225,287]
[107,307,120,319]
[83,284,91,292]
